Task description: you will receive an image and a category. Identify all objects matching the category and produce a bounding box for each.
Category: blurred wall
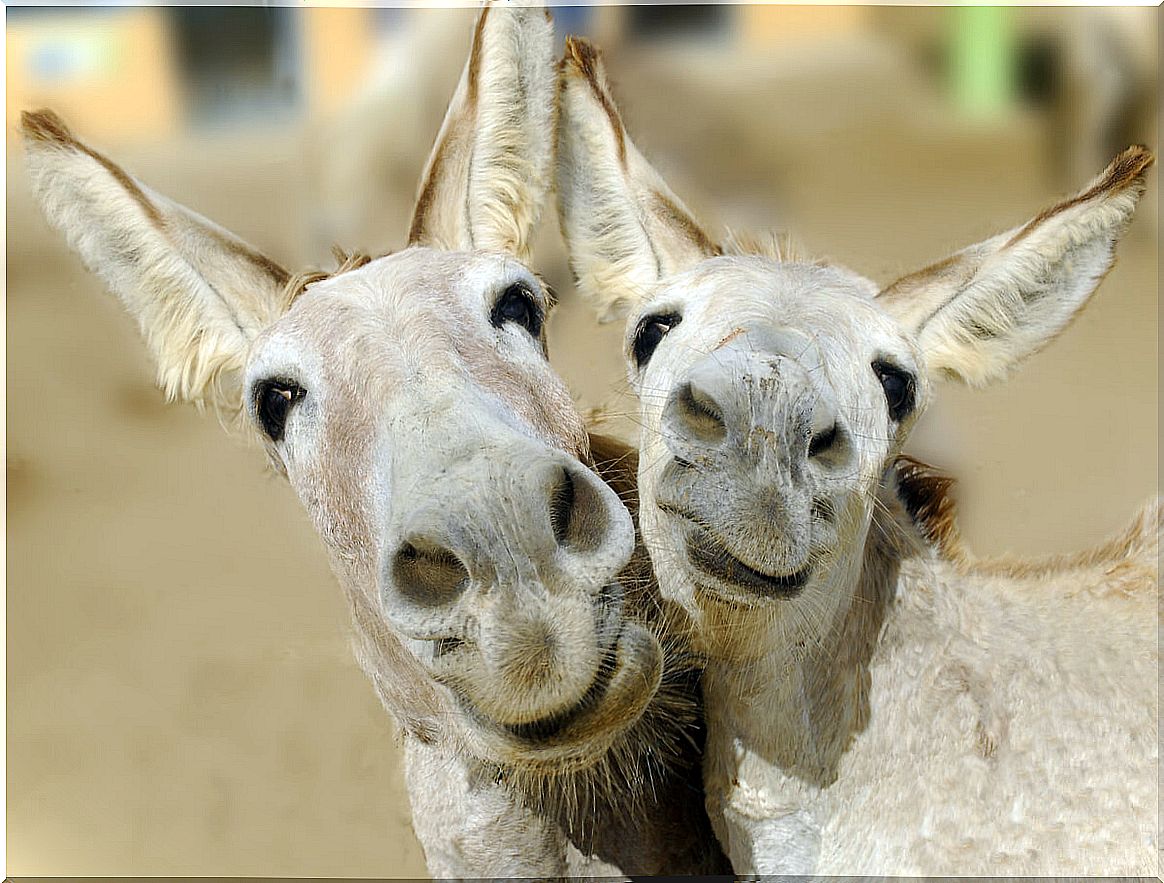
[6,8,182,143]
[301,7,377,117]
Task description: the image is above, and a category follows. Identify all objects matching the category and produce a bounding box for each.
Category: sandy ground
[7,36,1158,877]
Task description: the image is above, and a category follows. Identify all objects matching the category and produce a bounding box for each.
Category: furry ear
[407,4,555,260]
[22,109,291,412]
[556,37,720,322]
[878,146,1153,387]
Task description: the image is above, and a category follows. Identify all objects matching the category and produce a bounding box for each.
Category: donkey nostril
[673,380,728,444]
[548,464,608,554]
[390,538,469,608]
[808,422,839,458]
[549,467,576,546]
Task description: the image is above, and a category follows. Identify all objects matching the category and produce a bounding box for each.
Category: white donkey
[557,37,1158,876]
[22,11,729,878]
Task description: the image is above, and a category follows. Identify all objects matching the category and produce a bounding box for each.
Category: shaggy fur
[555,35,1157,876]
[707,482,1159,876]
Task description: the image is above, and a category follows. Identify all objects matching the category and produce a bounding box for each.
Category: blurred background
[7,4,1158,877]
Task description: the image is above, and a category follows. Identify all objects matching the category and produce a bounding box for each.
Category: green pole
[949,5,1015,119]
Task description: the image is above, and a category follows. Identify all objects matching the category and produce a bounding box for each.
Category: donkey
[556,37,1158,875]
[22,10,729,878]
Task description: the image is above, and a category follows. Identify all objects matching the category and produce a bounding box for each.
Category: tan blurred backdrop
[7,5,1158,877]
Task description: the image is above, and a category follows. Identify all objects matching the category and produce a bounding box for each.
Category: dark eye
[491,282,542,337]
[872,360,916,421]
[632,312,682,368]
[255,379,305,441]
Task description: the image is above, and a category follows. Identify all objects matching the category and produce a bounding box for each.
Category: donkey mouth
[500,579,636,744]
[687,527,811,597]
[660,501,811,598]
[460,580,661,750]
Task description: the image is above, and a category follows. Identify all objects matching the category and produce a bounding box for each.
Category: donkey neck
[709,508,904,788]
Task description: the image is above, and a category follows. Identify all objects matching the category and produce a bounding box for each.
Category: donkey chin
[433,584,665,771]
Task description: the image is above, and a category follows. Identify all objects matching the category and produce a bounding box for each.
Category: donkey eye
[255,379,306,441]
[632,312,682,368]
[872,360,916,421]
[491,283,542,337]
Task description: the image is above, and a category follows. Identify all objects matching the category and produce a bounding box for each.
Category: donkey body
[556,37,1158,875]
[704,494,1158,876]
[23,11,727,878]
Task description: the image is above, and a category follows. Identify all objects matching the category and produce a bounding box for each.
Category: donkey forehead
[649,257,903,347]
[660,256,876,312]
[302,247,534,324]
[251,247,538,367]
[245,246,586,454]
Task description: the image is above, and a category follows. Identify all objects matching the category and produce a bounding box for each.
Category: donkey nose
[385,451,629,614]
[662,347,755,454]
[663,327,844,471]
[547,461,616,554]
[389,535,471,610]
[806,391,843,462]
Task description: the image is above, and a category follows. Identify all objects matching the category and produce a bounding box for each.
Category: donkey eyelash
[871,359,917,421]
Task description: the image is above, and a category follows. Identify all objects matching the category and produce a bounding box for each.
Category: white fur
[556,37,1157,876]
[705,514,1160,875]
[410,3,556,259]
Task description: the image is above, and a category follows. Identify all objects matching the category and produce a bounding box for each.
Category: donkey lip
[684,525,810,598]
[501,643,618,744]
[494,580,628,745]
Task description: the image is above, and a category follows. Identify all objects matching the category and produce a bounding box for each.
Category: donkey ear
[22,109,291,413]
[407,4,555,260]
[556,37,720,322]
[878,146,1154,387]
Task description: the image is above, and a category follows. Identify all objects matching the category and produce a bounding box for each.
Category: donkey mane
[954,497,1161,588]
[281,248,380,309]
[890,451,1161,588]
[720,229,807,264]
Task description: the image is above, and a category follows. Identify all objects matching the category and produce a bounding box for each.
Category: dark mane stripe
[892,455,961,557]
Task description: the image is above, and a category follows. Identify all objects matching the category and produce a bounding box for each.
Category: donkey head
[556,37,1153,658]
[23,10,668,786]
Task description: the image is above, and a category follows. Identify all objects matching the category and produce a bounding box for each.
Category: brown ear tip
[1125,144,1155,162]
[21,108,74,145]
[563,35,601,75]
[1129,144,1155,172]
[1106,144,1156,187]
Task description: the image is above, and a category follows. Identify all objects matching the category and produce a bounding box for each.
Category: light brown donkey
[22,9,728,878]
